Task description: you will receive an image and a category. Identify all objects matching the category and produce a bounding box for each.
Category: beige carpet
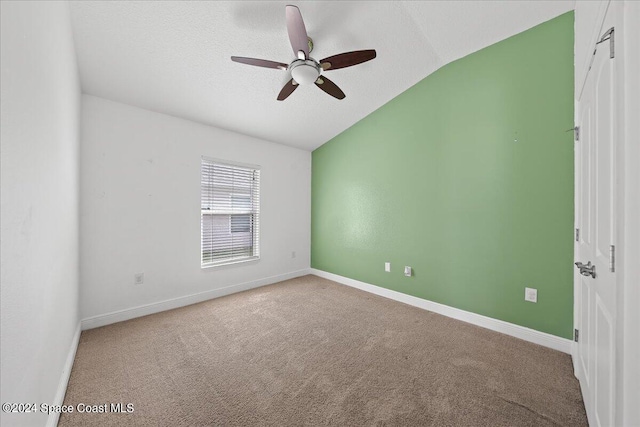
[59,275,587,426]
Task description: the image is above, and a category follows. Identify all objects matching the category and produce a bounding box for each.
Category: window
[201,158,260,267]
[230,214,250,233]
[229,195,251,233]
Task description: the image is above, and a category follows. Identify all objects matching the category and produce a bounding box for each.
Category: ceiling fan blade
[320,50,377,71]
[277,79,298,101]
[231,56,288,70]
[285,5,309,59]
[315,76,345,100]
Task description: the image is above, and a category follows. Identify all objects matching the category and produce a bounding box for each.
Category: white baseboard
[310,269,573,354]
[47,322,81,427]
[81,269,311,330]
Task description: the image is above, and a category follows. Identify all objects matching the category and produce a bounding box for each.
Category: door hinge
[596,27,615,59]
[609,245,615,273]
[574,329,579,342]
[565,126,580,141]
[575,228,580,242]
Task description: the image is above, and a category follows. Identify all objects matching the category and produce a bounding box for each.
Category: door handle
[575,261,596,279]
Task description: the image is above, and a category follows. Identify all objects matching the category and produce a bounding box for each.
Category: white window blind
[201,158,260,267]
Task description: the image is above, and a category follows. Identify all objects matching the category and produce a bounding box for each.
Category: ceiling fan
[231,5,376,101]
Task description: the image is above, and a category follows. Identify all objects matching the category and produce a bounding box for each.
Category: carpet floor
[59,275,587,426]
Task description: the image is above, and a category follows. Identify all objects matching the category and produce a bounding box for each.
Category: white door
[575,4,618,426]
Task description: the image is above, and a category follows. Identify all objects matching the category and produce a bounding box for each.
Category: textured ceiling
[69,1,574,151]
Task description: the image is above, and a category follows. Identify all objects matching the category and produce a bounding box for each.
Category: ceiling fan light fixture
[290,60,320,85]
[230,5,376,100]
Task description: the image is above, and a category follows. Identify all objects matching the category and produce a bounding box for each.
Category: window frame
[200,157,261,268]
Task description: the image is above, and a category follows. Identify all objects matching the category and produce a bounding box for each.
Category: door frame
[618,3,640,425]
[573,1,640,425]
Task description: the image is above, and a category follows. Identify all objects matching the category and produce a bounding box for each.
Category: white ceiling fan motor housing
[290,59,321,85]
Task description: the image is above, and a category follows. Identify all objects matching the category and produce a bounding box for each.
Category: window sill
[201,256,260,270]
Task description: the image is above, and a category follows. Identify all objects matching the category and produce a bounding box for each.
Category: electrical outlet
[134,273,144,285]
[385,262,391,272]
[404,266,412,277]
[525,287,537,303]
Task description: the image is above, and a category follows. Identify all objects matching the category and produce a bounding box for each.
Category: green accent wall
[311,12,575,339]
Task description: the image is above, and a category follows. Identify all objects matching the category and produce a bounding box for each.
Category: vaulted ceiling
[69,1,574,150]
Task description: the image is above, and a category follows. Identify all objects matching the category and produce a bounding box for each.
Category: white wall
[0,2,81,426]
[80,95,311,322]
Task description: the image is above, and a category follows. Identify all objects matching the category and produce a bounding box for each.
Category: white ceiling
[69,1,574,151]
